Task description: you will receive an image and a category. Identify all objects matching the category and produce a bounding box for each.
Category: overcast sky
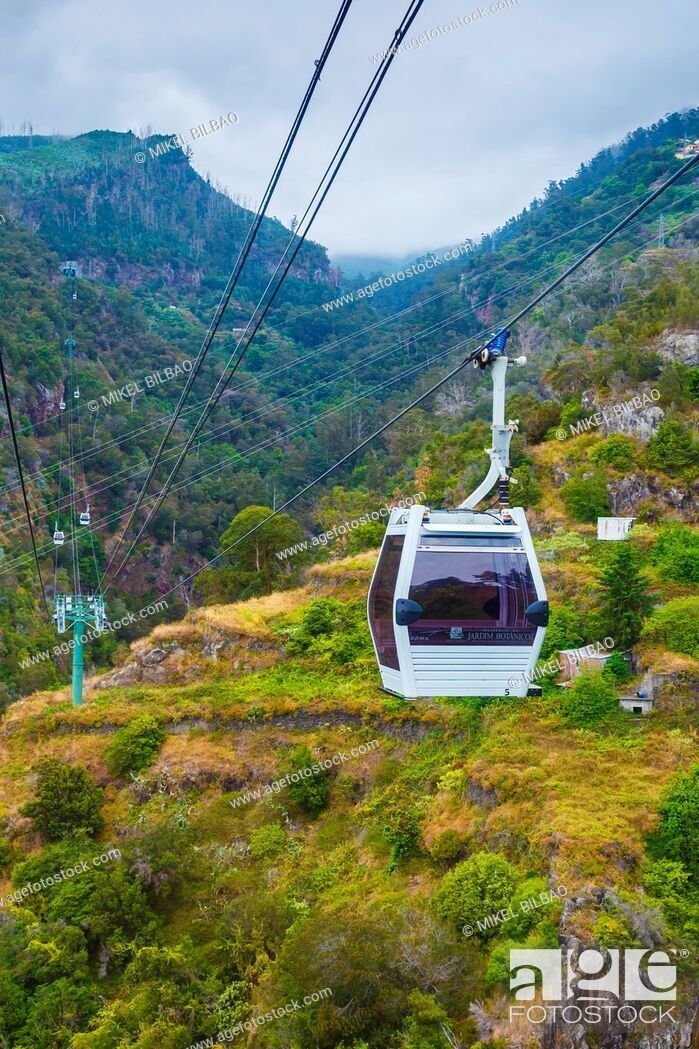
[2,0,697,258]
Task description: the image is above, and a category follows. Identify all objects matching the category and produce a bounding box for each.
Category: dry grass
[190,588,308,637]
[147,622,206,644]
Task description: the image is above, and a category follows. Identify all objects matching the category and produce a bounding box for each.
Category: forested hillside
[0,106,697,1047]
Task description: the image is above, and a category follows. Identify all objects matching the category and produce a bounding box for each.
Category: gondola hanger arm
[459,328,520,510]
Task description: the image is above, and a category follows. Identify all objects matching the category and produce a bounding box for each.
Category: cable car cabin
[53,528,65,546]
[79,510,90,525]
[368,503,548,698]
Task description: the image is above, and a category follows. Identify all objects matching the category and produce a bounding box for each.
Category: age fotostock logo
[509,948,679,1026]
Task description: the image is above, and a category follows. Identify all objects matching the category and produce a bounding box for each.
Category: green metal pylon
[54,594,106,706]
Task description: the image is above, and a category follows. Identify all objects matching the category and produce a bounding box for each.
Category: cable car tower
[52,276,106,706]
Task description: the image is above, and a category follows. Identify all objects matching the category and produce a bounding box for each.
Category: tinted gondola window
[368,535,404,669]
[407,542,537,646]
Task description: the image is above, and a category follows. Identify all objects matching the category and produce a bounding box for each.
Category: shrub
[648,766,699,879]
[105,715,166,778]
[559,398,588,430]
[402,989,452,1049]
[0,837,12,873]
[536,530,589,561]
[285,744,330,816]
[539,602,585,660]
[560,671,620,728]
[383,807,422,871]
[285,598,372,666]
[432,851,517,935]
[348,520,386,553]
[652,523,699,584]
[647,418,698,475]
[248,823,286,859]
[561,474,610,522]
[21,759,104,841]
[524,401,562,444]
[687,368,699,401]
[641,596,699,657]
[602,651,631,683]
[590,434,636,470]
[428,829,464,867]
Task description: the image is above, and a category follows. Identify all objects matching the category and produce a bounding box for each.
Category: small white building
[620,695,654,715]
[597,517,635,541]
[559,647,616,681]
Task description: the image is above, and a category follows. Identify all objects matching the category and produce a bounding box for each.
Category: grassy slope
[1,541,696,1044]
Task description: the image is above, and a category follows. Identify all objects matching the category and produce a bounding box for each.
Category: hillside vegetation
[0,110,698,1048]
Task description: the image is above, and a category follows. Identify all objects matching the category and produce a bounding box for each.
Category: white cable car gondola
[74,386,80,399]
[79,507,91,525]
[368,330,548,699]
[59,400,66,411]
[53,525,65,546]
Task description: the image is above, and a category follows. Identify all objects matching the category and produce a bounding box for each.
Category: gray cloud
[1,0,697,255]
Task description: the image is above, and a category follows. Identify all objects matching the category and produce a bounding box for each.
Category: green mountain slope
[0,110,697,708]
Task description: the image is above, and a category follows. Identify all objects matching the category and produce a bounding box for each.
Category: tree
[648,766,699,879]
[647,418,698,474]
[590,434,636,470]
[285,744,330,817]
[21,759,104,841]
[652,523,699,584]
[598,542,652,648]
[106,716,166,778]
[560,671,621,727]
[641,596,699,657]
[561,474,610,522]
[432,852,517,936]
[200,505,306,601]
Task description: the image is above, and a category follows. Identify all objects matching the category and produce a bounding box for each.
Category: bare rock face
[32,382,64,425]
[97,641,185,688]
[599,403,664,440]
[608,474,693,515]
[658,330,699,367]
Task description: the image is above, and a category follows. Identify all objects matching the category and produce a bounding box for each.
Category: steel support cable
[150,154,699,597]
[0,203,693,584]
[1,200,692,553]
[13,223,618,531]
[103,0,431,591]
[0,184,680,500]
[0,208,656,584]
[53,395,65,595]
[0,344,50,615]
[102,0,355,582]
[75,387,101,590]
[67,345,81,595]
